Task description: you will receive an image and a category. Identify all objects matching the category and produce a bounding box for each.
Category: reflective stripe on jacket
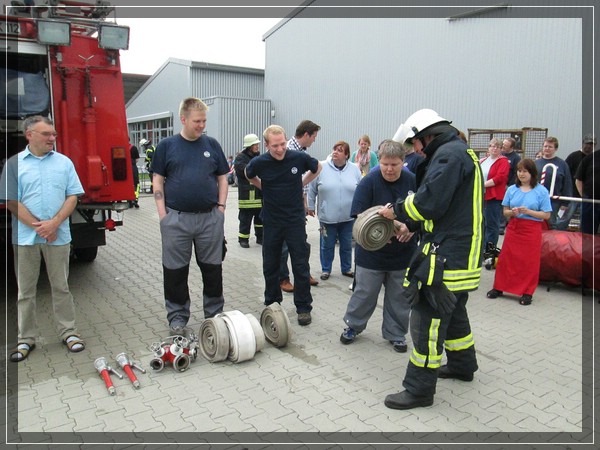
[402,131,484,292]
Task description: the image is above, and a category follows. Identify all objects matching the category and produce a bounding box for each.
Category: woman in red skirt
[487,159,552,305]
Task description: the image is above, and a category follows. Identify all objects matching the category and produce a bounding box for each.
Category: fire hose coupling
[149,335,199,372]
[94,356,123,396]
[115,352,146,389]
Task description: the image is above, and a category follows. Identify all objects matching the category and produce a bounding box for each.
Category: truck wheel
[73,246,98,262]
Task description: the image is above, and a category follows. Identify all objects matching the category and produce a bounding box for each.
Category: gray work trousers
[342,265,410,341]
[160,207,225,326]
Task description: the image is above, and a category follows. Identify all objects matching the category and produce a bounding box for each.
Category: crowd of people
[3,98,597,413]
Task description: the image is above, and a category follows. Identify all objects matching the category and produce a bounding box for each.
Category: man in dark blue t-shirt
[245,125,321,326]
[152,97,229,337]
[340,139,418,352]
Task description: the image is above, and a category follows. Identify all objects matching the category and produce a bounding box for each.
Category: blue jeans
[319,220,353,274]
[484,199,503,247]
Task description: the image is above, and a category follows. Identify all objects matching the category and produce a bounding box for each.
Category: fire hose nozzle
[94,356,123,396]
[115,352,146,389]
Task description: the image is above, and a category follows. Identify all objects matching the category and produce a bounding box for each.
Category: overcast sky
[117,18,282,75]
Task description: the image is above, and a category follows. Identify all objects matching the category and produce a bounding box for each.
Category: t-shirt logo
[291,167,298,174]
[204,151,210,158]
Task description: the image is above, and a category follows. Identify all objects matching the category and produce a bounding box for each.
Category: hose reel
[352,205,396,251]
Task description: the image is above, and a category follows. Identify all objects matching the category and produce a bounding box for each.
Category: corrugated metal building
[125,58,269,157]
[263,5,590,160]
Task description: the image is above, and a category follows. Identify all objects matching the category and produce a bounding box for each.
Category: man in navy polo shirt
[245,125,322,326]
[152,97,229,336]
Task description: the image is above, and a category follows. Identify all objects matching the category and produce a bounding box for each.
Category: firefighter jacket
[395,129,484,292]
[234,148,263,209]
[144,145,156,171]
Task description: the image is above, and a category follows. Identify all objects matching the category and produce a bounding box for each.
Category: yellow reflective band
[427,318,442,368]
[445,333,475,352]
[467,148,484,271]
[443,268,481,291]
[410,348,428,367]
[239,200,263,208]
[238,233,250,239]
[404,194,425,221]
[427,253,436,285]
[424,219,434,233]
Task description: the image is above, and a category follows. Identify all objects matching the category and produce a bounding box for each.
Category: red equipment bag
[539,230,599,290]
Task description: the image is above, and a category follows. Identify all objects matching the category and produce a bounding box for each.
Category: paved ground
[3,187,597,448]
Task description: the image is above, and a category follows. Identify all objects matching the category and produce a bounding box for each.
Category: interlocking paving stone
[7,190,591,447]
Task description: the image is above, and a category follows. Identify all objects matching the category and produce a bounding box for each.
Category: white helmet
[139,138,149,146]
[243,133,260,148]
[392,123,411,145]
[395,109,450,144]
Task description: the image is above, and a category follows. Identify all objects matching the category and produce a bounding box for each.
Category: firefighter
[129,140,140,208]
[379,109,484,410]
[140,138,155,193]
[234,134,263,247]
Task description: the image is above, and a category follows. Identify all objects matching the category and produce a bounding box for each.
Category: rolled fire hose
[352,205,396,251]
[199,316,230,362]
[245,313,266,352]
[219,310,256,363]
[260,303,292,348]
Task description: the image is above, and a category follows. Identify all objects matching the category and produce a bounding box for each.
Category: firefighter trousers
[238,207,263,242]
[402,291,478,397]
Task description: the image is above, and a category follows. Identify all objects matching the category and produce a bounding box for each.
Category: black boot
[239,240,249,248]
[256,236,263,245]
[438,365,474,381]
[384,390,433,410]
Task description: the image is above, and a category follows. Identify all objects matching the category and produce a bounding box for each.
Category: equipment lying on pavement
[94,356,123,396]
[260,304,292,348]
[149,335,199,372]
[115,352,146,389]
[199,310,268,363]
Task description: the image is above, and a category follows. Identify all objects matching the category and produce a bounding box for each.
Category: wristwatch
[217,203,226,209]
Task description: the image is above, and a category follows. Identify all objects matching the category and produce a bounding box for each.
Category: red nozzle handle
[100,369,114,390]
[122,364,138,385]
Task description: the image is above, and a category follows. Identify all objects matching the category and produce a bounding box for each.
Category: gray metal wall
[126,59,268,143]
[191,67,264,100]
[203,96,272,158]
[126,60,189,128]
[264,17,583,160]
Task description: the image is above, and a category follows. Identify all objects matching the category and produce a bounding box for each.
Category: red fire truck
[1,0,134,262]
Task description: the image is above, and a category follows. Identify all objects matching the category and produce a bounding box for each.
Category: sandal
[342,271,354,278]
[320,272,330,280]
[487,289,503,299]
[63,335,85,353]
[10,343,35,363]
[519,294,533,306]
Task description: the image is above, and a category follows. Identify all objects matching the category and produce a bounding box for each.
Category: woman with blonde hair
[350,135,379,176]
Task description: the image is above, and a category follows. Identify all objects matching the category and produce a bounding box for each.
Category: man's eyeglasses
[30,130,58,138]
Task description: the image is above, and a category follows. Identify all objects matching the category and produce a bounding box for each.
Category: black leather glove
[402,280,421,308]
[422,284,457,315]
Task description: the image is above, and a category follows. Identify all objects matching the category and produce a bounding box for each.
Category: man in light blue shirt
[0,116,85,362]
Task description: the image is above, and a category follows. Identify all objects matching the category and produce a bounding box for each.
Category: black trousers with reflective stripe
[403,291,478,397]
[238,207,263,241]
